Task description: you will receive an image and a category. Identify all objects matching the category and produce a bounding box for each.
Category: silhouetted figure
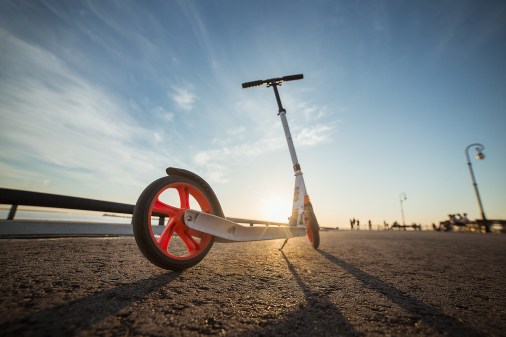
[350,218,355,230]
[357,219,360,230]
[442,215,454,231]
[410,223,419,230]
[368,220,372,231]
[384,221,389,230]
[456,213,469,226]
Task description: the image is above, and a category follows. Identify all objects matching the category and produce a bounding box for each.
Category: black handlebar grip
[242,80,264,89]
[282,74,303,82]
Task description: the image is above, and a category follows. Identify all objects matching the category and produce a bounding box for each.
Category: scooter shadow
[317,250,486,337]
[0,272,180,336]
[238,250,359,337]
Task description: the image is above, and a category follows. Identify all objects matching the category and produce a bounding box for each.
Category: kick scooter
[132,74,320,271]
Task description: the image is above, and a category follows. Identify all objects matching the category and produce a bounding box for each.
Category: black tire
[132,176,217,271]
[304,201,320,249]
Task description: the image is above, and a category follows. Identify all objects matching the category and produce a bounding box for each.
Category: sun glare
[261,196,291,223]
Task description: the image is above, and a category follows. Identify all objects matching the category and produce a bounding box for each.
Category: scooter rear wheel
[132,176,217,271]
[304,201,320,249]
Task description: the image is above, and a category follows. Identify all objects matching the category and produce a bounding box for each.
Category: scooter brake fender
[166,167,225,218]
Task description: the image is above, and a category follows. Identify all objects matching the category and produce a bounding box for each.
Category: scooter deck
[184,210,306,243]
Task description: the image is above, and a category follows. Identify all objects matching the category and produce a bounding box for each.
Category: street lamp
[400,193,407,226]
[465,143,489,232]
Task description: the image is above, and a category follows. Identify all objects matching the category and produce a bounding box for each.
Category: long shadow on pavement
[240,251,359,337]
[318,250,487,337]
[0,272,179,336]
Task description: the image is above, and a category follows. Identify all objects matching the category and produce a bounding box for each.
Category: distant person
[357,219,360,230]
[350,218,355,230]
[368,220,372,231]
[384,221,389,230]
[447,214,464,230]
[458,213,469,226]
[444,215,455,231]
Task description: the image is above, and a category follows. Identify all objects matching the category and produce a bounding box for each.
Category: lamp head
[475,152,485,160]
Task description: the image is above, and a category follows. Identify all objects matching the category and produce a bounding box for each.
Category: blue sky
[1,0,505,228]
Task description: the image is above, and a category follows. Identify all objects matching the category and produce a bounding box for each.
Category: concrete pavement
[0,230,504,336]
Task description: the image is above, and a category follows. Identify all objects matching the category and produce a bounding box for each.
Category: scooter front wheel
[132,176,217,271]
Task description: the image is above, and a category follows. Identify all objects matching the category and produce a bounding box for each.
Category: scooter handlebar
[242,74,303,89]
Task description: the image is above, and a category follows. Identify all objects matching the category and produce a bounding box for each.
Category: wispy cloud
[227,126,246,136]
[0,31,182,201]
[295,124,336,145]
[192,130,285,183]
[296,101,331,120]
[171,85,197,111]
[192,97,338,183]
[152,105,175,122]
[176,0,217,68]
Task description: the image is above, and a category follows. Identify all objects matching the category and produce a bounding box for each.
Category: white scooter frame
[270,76,308,228]
[184,75,319,241]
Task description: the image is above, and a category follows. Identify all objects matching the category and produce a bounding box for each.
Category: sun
[260,196,291,223]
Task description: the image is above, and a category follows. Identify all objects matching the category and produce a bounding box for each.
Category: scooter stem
[271,83,301,174]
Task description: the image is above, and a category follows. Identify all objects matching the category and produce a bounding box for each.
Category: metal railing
[0,188,288,227]
[0,188,135,221]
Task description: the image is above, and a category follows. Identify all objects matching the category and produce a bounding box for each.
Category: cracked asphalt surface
[0,230,504,337]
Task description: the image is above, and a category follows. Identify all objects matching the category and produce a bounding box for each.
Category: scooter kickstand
[279,238,289,251]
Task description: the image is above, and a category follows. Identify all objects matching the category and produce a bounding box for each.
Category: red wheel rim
[147,182,213,260]
[306,220,314,243]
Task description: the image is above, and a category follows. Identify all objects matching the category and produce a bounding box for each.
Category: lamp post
[465,143,489,232]
[400,193,407,227]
